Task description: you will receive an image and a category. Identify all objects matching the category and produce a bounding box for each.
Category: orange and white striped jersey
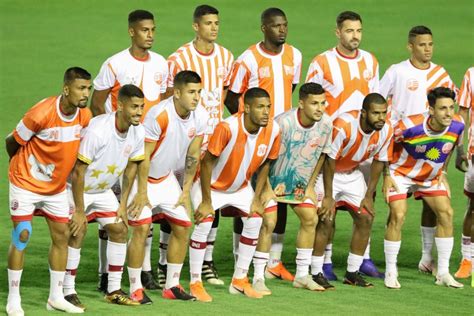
[144,97,208,180]
[228,43,302,118]
[458,67,474,155]
[390,113,464,186]
[9,96,92,195]
[380,60,457,124]
[305,48,379,120]
[77,113,145,194]
[167,42,234,134]
[207,113,281,192]
[329,110,393,172]
[93,48,168,117]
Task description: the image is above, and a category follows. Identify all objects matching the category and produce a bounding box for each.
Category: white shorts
[315,169,367,213]
[464,161,474,198]
[9,183,72,223]
[67,188,120,227]
[387,174,448,202]
[128,173,192,227]
[191,180,277,222]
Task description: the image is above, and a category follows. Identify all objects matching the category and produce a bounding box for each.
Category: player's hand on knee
[194,202,215,224]
[70,210,87,237]
[319,196,335,221]
[382,175,398,204]
[116,205,129,226]
[127,192,151,219]
[175,192,192,213]
[359,196,374,217]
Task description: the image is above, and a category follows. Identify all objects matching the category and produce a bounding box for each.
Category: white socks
[7,269,22,306]
[268,233,284,268]
[63,247,81,296]
[142,226,153,271]
[159,231,169,266]
[420,226,436,263]
[311,255,324,275]
[363,238,371,259]
[128,267,143,293]
[166,263,183,289]
[461,234,471,260]
[384,240,401,274]
[107,241,126,293]
[189,221,213,283]
[324,243,333,264]
[347,253,363,273]
[435,237,453,276]
[49,270,66,301]
[253,251,269,280]
[295,248,312,278]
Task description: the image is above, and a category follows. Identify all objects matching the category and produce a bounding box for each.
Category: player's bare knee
[106,223,128,242]
[262,215,277,232]
[173,225,190,239]
[436,208,453,227]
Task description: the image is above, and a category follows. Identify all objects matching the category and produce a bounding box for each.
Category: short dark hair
[362,93,387,111]
[244,87,270,104]
[118,84,144,102]
[336,11,362,28]
[174,70,202,87]
[128,10,154,25]
[427,87,456,107]
[261,7,286,24]
[408,25,432,42]
[299,83,325,100]
[63,67,91,85]
[193,5,219,22]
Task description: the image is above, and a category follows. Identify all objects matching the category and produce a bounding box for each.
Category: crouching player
[251,83,333,293]
[384,87,464,289]
[314,93,393,288]
[64,85,148,308]
[189,87,281,301]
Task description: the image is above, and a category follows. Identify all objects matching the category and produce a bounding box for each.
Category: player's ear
[407,42,413,54]
[428,105,434,116]
[63,85,69,97]
[261,24,266,34]
[335,27,341,39]
[192,22,199,32]
[298,99,304,110]
[244,102,251,114]
[128,26,135,38]
[174,87,181,100]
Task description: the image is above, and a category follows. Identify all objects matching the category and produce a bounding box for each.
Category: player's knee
[355,214,373,229]
[262,215,277,232]
[107,223,128,241]
[52,224,71,246]
[12,222,32,251]
[437,208,453,227]
[173,224,190,239]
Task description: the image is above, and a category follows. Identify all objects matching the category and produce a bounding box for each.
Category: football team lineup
[2,2,473,315]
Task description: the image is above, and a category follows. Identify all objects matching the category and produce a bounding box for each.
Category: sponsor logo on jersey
[406,79,419,91]
[415,145,427,153]
[124,145,132,157]
[367,144,378,154]
[257,144,268,157]
[284,65,294,76]
[309,138,320,148]
[154,72,163,85]
[217,66,225,79]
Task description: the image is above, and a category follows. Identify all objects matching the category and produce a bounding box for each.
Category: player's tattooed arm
[5,133,21,159]
[70,159,89,236]
[224,90,241,114]
[177,135,204,213]
[195,151,218,224]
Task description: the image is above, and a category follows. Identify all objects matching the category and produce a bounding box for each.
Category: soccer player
[127,70,207,301]
[62,85,149,309]
[91,9,168,291]
[225,7,302,282]
[252,83,333,293]
[190,87,281,301]
[305,10,382,279]
[315,93,392,288]
[157,4,234,286]
[383,87,464,289]
[454,67,474,283]
[380,26,458,274]
[6,67,92,315]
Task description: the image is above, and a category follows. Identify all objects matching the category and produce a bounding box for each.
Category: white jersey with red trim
[458,67,474,155]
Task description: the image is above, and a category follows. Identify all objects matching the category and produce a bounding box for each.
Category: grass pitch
[0,0,473,315]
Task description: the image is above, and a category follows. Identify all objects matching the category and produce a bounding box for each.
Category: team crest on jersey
[123,144,132,157]
[257,144,268,157]
[217,66,225,79]
[367,144,378,154]
[154,72,163,85]
[394,128,404,142]
[125,75,138,86]
[363,69,374,81]
[406,79,419,91]
[188,127,196,138]
[415,145,427,153]
[442,142,454,154]
[309,138,320,148]
[259,67,271,79]
[10,199,19,211]
[284,65,294,76]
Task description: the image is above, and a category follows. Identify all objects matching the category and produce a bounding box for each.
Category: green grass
[1,0,473,315]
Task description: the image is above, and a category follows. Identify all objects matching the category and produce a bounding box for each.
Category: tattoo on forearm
[185,156,198,170]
